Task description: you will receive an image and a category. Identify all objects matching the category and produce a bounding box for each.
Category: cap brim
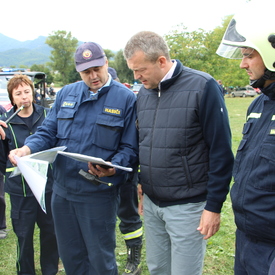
[76,58,106,72]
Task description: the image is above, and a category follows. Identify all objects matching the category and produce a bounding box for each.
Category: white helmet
[216,1,275,72]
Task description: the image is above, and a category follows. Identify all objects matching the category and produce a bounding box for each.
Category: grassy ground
[0,95,257,274]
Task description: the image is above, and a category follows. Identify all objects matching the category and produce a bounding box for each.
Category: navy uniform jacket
[0,104,53,196]
[231,82,275,243]
[24,79,139,203]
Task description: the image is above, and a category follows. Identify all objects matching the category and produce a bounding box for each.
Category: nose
[134,71,141,80]
[89,70,97,79]
[240,58,248,69]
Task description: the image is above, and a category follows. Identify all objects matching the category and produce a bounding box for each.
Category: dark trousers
[10,192,59,275]
[117,169,142,247]
[51,190,119,275]
[235,229,275,275]
[0,173,6,230]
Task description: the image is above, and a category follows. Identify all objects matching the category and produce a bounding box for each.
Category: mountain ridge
[0,33,51,67]
[0,34,116,68]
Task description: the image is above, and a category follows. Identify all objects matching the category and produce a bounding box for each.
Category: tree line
[31,15,248,89]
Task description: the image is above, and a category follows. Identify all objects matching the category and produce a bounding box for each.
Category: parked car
[231,87,257,97]
[132,83,143,94]
[0,91,12,111]
[0,74,12,111]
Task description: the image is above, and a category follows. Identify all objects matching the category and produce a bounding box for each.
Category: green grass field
[0,95,257,275]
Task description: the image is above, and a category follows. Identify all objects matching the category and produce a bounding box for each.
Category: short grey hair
[123,31,171,63]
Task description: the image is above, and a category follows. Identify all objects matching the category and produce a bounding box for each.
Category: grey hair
[123,31,171,62]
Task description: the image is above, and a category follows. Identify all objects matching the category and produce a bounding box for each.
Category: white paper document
[15,155,48,213]
[29,146,68,162]
[58,151,133,172]
[10,147,133,212]
[11,146,67,213]
[11,146,67,177]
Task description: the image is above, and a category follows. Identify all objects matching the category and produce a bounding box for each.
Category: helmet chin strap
[250,78,265,88]
[250,69,275,88]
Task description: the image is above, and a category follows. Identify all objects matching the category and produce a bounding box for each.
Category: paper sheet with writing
[14,156,48,212]
[10,147,132,212]
[11,146,67,177]
[10,146,67,213]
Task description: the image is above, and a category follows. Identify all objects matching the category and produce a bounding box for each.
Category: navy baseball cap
[75,42,106,72]
[108,67,118,80]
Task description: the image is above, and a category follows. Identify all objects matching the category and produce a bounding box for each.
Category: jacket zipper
[150,89,161,183]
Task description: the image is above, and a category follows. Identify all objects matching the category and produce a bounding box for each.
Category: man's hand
[197,209,221,240]
[0,121,7,140]
[87,162,116,178]
[8,146,31,166]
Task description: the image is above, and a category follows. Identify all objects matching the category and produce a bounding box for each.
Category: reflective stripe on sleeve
[247,112,261,120]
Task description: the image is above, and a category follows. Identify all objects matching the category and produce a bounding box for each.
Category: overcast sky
[0,0,265,51]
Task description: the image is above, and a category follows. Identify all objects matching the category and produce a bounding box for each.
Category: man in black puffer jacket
[124,31,234,275]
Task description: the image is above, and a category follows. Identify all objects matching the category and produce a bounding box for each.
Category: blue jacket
[137,60,234,213]
[24,79,139,202]
[231,82,275,243]
[0,104,53,196]
[0,105,6,115]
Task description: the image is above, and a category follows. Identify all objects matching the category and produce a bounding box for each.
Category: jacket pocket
[92,115,124,151]
[233,122,251,178]
[242,121,252,135]
[253,143,275,191]
[56,108,76,139]
[233,138,247,177]
[181,156,193,188]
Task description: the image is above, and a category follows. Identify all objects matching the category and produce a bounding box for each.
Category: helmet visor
[217,44,245,59]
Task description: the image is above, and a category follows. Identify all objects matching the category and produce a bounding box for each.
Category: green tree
[46,31,78,85]
[165,25,209,71]
[112,50,133,83]
[67,67,82,84]
[164,18,249,89]
[104,49,115,60]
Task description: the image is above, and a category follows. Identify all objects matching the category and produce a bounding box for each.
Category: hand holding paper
[10,147,133,212]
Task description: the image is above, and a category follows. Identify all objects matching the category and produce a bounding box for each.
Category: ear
[158,56,167,68]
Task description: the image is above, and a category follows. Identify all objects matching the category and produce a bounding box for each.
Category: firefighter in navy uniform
[4,43,139,275]
[108,67,143,275]
[216,3,275,274]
